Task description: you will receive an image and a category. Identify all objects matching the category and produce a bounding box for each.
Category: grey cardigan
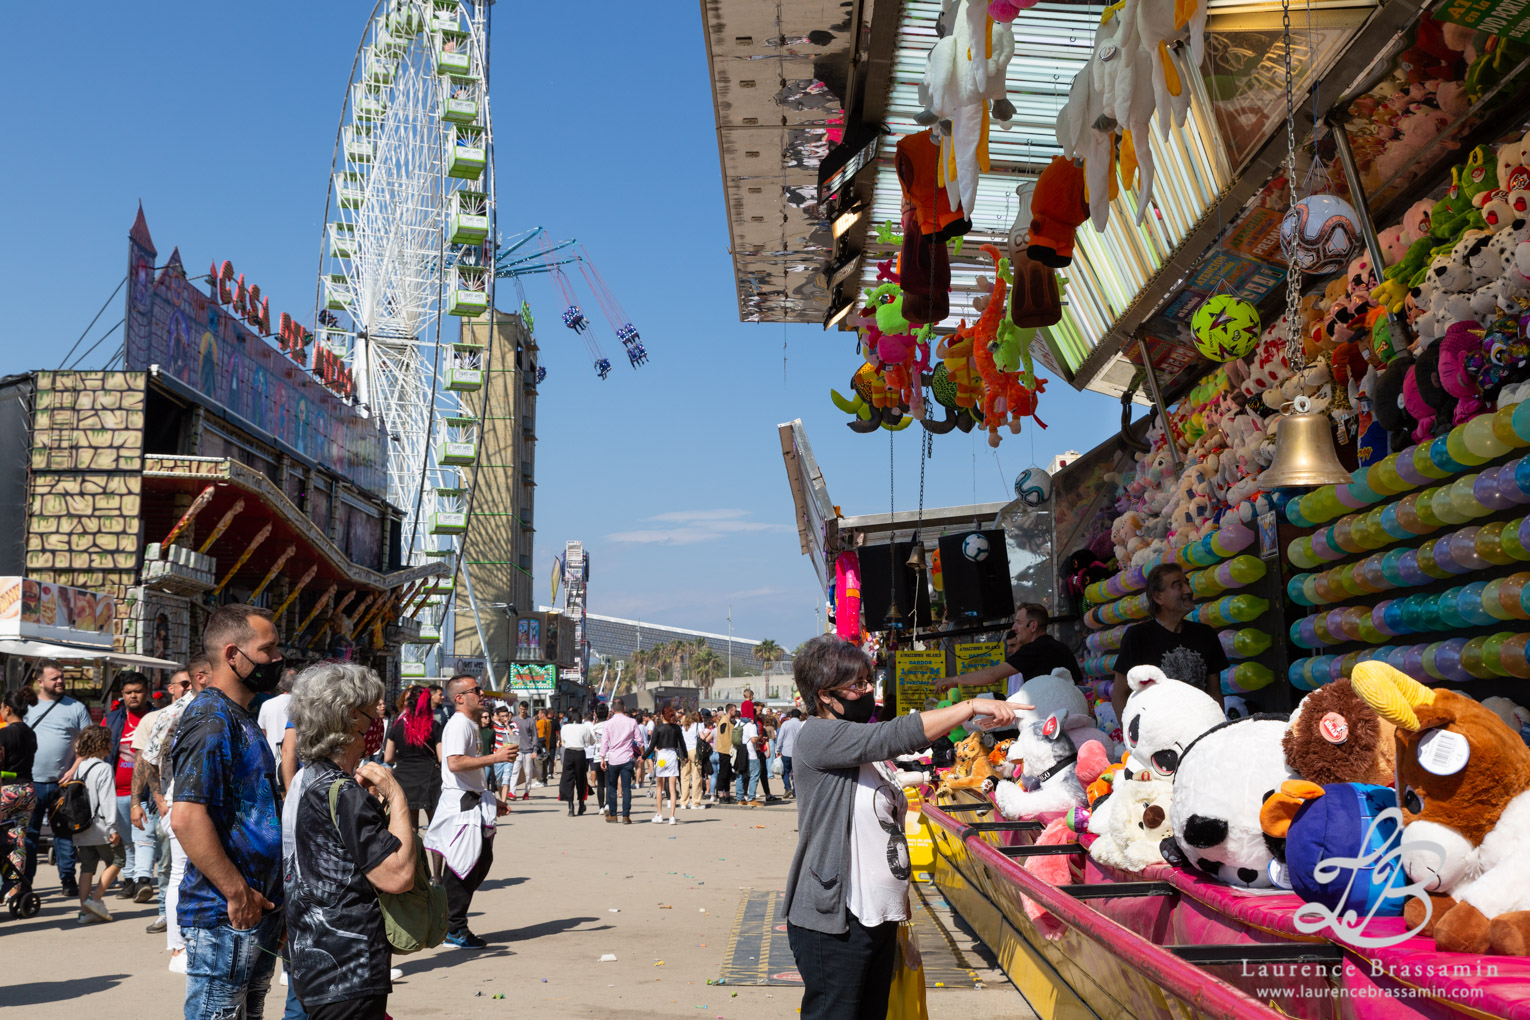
[784,712,929,933]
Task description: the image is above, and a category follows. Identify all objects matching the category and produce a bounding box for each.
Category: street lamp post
[727,605,732,680]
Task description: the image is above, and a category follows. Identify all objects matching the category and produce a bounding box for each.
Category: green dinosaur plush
[1372,235,1435,309]
[1459,144,1499,205]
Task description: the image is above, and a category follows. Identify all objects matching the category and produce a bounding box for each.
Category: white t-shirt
[440,712,485,795]
[257,693,292,755]
[681,722,699,753]
[846,762,911,926]
[740,720,760,751]
[561,721,595,752]
[777,717,802,757]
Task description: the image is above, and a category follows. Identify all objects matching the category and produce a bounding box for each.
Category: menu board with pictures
[0,577,115,649]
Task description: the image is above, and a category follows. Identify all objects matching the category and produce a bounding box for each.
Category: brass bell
[1258,396,1352,488]
[884,596,903,630]
[906,540,927,573]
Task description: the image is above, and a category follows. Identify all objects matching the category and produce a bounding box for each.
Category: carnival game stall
[813,0,1530,1014]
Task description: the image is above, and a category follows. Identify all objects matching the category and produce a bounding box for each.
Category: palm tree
[692,648,724,695]
[753,639,784,683]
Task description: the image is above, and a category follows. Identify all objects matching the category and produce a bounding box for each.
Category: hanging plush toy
[920,0,1016,223]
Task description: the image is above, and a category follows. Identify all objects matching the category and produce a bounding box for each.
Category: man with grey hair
[426,674,515,949]
[284,662,417,1017]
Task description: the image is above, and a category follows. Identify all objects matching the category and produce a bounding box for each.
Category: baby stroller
[1,773,41,919]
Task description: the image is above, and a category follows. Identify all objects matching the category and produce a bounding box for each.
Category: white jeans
[510,754,538,795]
[164,823,187,952]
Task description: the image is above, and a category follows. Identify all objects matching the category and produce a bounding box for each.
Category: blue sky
[0,1,1125,650]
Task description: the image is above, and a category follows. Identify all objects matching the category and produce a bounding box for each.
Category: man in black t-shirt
[935,603,1083,698]
[1111,563,1229,718]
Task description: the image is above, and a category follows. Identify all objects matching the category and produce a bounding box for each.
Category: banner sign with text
[893,649,949,716]
[954,642,1007,698]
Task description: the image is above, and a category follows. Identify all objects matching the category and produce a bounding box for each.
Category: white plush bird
[920,0,1016,222]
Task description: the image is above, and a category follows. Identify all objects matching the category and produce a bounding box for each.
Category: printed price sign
[893,650,949,716]
[954,642,1007,699]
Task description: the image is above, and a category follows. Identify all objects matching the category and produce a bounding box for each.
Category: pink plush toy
[1438,320,1489,425]
[1020,818,1079,940]
[1403,361,1436,442]
[988,0,1038,21]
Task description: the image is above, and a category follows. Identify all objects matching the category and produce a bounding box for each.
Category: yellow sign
[893,649,949,715]
[954,642,1006,699]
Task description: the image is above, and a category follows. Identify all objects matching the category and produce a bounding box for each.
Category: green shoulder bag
[327,778,449,954]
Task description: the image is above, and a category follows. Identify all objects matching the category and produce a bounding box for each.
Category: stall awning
[0,639,181,670]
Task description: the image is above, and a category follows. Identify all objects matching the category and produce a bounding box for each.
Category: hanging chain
[1281,0,1306,373]
[888,427,897,632]
[913,430,929,643]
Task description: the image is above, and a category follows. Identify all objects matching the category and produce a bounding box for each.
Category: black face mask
[828,692,877,723]
[232,647,284,694]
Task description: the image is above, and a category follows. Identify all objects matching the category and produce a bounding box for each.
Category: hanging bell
[906,540,927,573]
[884,596,903,630]
[1258,396,1352,488]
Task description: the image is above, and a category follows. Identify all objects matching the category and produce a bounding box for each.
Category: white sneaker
[668,817,677,826]
[82,898,113,922]
[651,814,664,823]
[390,967,404,981]
[169,951,187,975]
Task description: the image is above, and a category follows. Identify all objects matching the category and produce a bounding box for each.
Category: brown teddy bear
[1283,679,1397,787]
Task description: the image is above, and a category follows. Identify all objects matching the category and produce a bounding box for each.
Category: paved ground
[1,783,1028,1018]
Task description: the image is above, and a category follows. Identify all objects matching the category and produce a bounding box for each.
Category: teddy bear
[1166,715,1299,888]
[1283,679,1397,787]
[1117,665,1227,782]
[1087,775,1175,873]
[1349,661,1530,955]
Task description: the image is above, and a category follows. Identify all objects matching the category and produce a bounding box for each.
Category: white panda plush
[992,712,1087,820]
[1119,665,1225,781]
[1167,715,1297,888]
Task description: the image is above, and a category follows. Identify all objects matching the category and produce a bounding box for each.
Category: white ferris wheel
[316,0,497,676]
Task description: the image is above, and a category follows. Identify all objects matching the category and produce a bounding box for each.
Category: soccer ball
[1191,296,1260,362]
[960,532,990,562]
[1014,467,1052,509]
[1280,194,1361,275]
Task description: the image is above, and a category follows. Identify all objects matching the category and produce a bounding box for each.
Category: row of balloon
[1083,516,1259,604]
[1290,632,1530,691]
[1291,574,1530,649]
[1288,517,1530,607]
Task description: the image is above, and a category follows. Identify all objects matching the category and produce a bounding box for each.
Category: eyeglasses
[461,687,483,698]
[832,679,874,695]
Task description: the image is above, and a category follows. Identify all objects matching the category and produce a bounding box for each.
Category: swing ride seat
[325,276,352,311]
[328,223,357,260]
[429,510,468,535]
[442,97,478,124]
[334,172,366,209]
[594,358,612,380]
[445,367,483,391]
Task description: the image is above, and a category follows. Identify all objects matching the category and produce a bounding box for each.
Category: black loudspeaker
[938,530,1014,624]
[859,542,932,631]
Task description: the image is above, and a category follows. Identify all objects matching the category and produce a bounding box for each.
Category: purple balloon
[1449,528,1488,571]
[1502,459,1530,504]
[1403,644,1428,678]
[1475,469,1515,511]
[1387,645,1410,670]
[1396,452,1429,487]
[1398,549,1426,586]
[1335,486,1366,509]
[1371,601,1396,637]
[1298,618,1320,648]
[1433,536,1469,574]
[1328,656,1348,683]
[1435,637,1467,679]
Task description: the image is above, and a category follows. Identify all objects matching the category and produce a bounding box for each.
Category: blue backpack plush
[1277,782,1407,917]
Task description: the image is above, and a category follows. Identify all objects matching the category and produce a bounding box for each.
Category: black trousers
[787,914,899,1020]
[444,835,494,932]
[592,761,607,809]
[716,749,733,795]
[755,749,773,799]
[733,746,750,795]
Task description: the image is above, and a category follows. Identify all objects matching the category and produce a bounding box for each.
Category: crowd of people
[0,601,819,1018]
